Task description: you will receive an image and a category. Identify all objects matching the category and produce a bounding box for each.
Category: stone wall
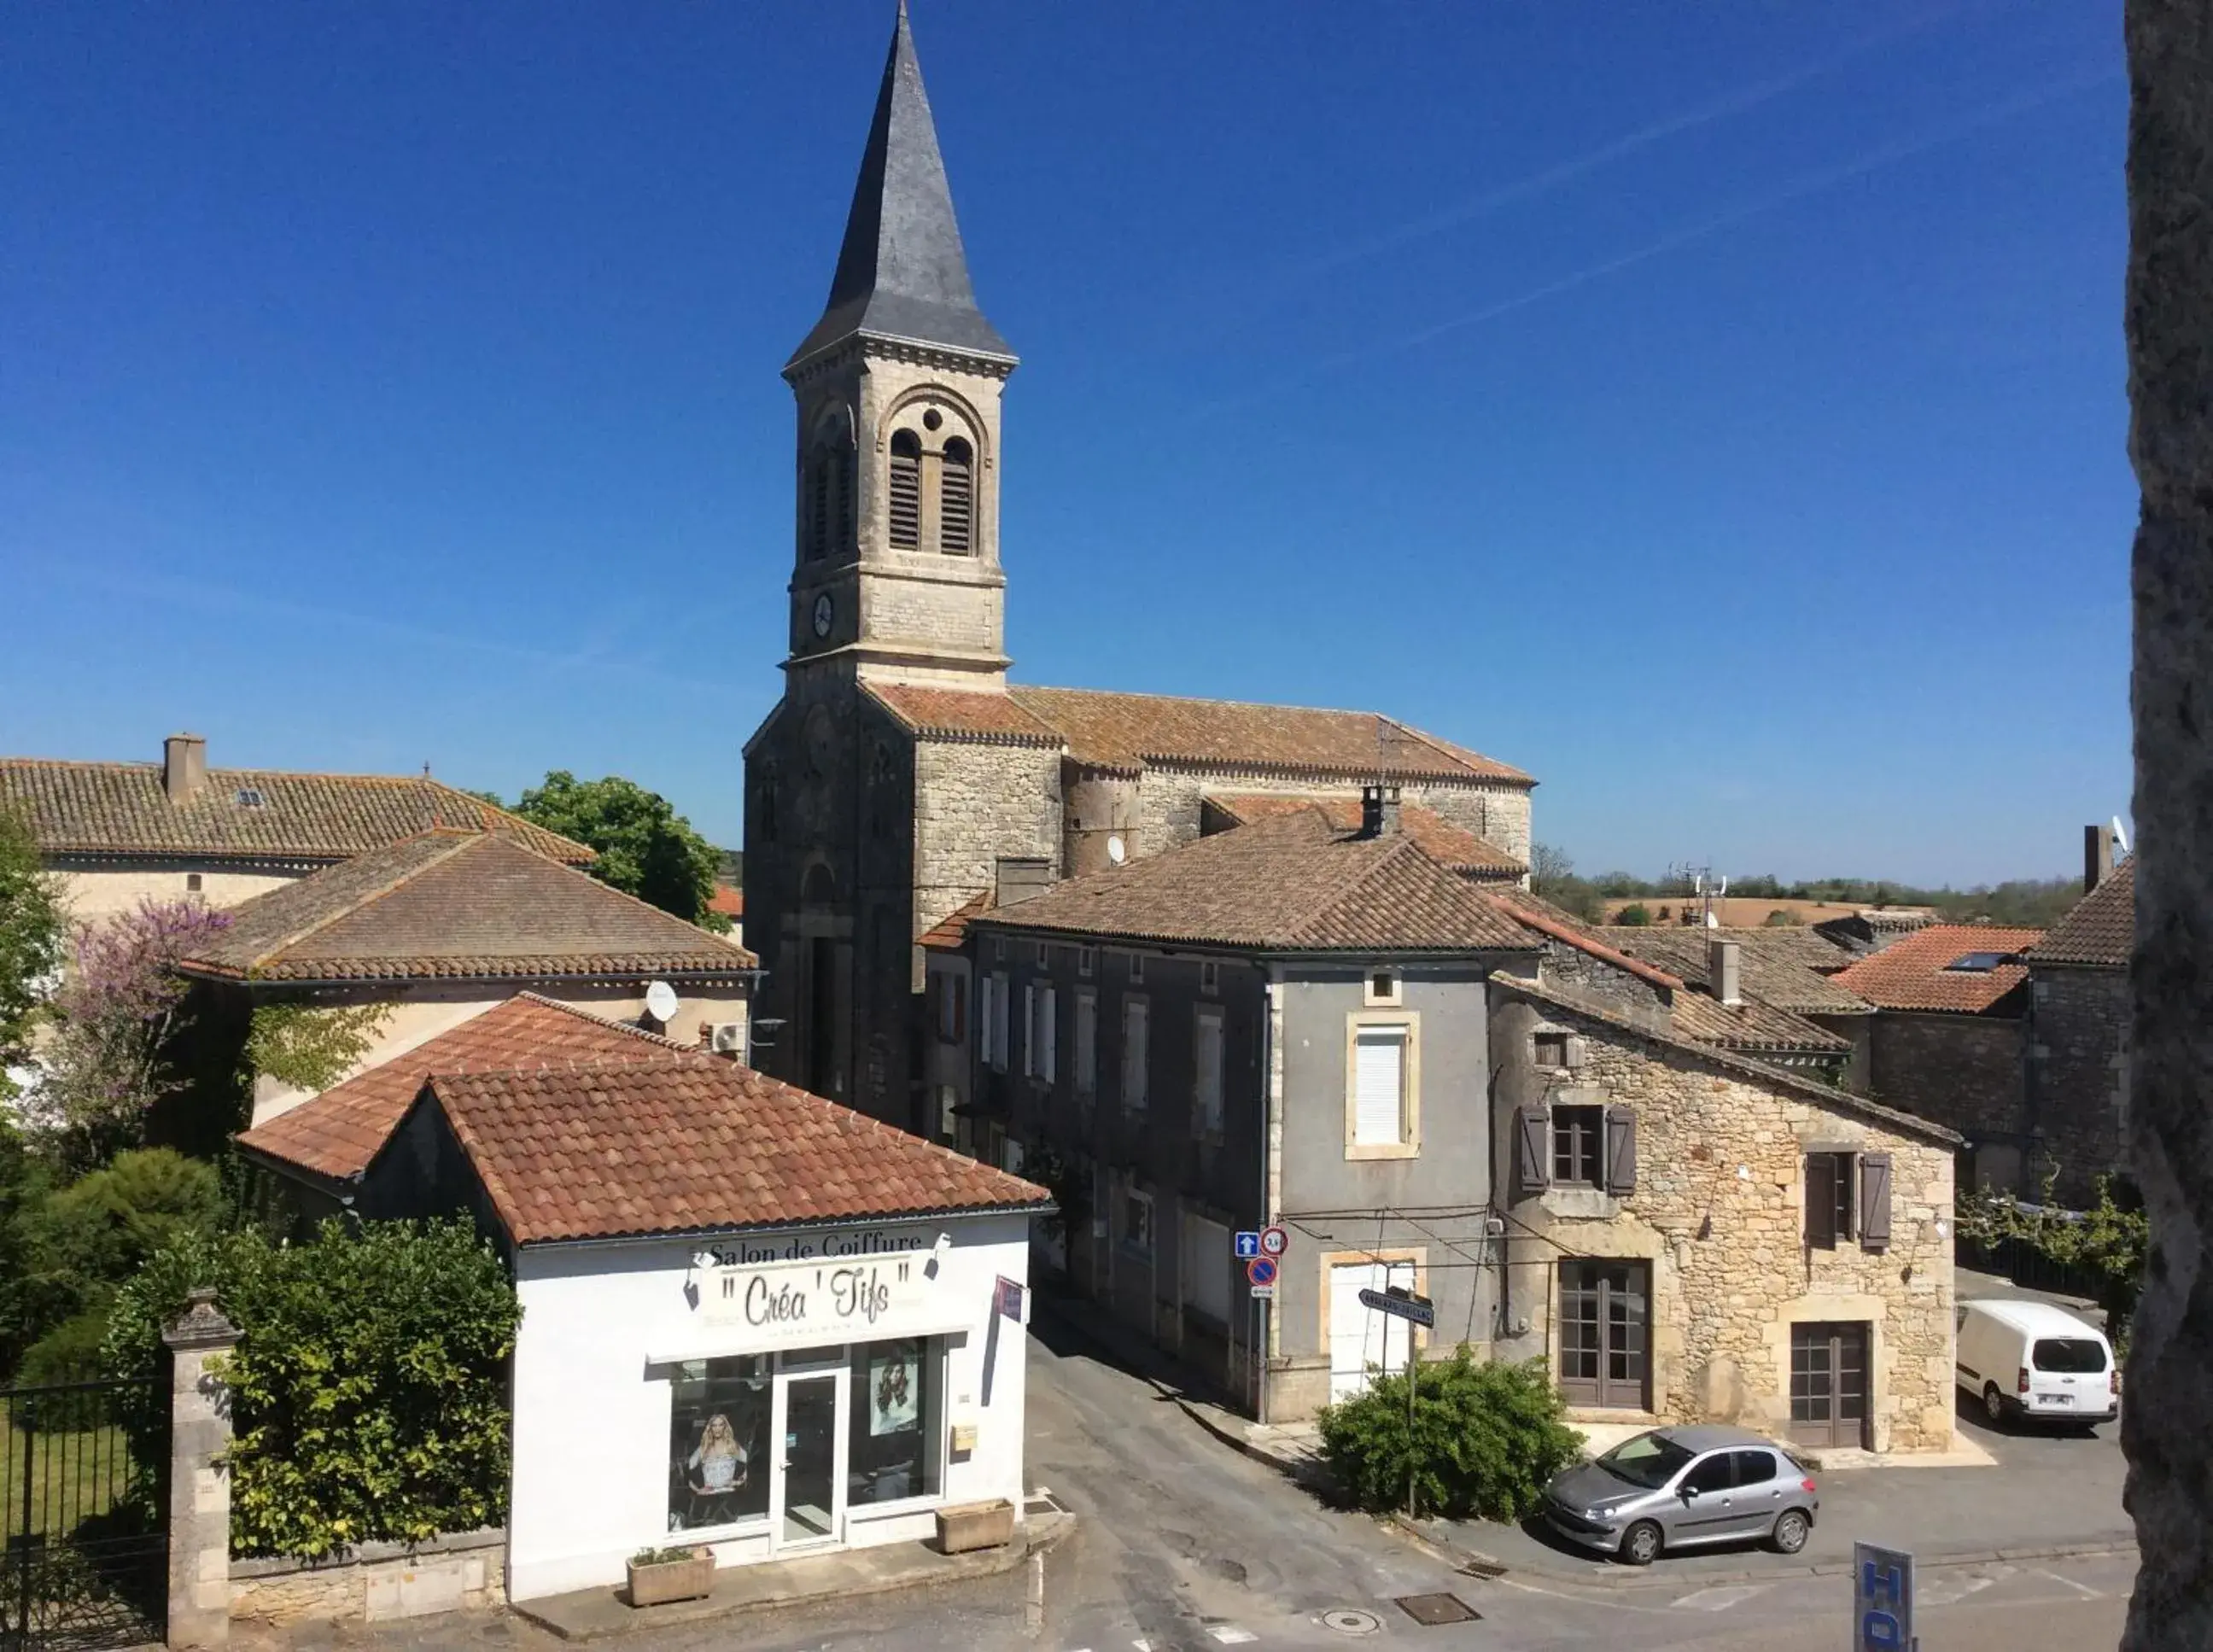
[912,737,1062,941]
[1492,989,1956,1455]
[2027,966,2131,1205]
[1866,1010,2024,1147]
[1130,768,1533,868]
[230,1530,505,1626]
[53,859,307,919]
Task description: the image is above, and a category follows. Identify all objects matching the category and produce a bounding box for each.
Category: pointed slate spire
[788,1,1013,368]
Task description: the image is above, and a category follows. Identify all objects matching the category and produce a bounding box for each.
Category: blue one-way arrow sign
[1233,1230,1262,1259]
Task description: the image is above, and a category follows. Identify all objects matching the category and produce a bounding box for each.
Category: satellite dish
[1106,833,1128,866]
[2113,815,2132,855]
[645,981,680,1024]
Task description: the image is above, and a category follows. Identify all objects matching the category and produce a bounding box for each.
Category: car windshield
[2032,1337,2108,1373]
[1595,1433,1696,1490]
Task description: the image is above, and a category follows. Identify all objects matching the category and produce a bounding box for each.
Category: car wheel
[1771,1509,1810,1555]
[1983,1384,2007,1427]
[1619,1521,1662,1567]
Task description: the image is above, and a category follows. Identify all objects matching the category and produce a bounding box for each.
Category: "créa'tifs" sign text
[698,1249,940,1348]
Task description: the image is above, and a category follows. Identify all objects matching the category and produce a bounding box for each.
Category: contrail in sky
[1266,3,1977,290]
[1244,65,2121,394]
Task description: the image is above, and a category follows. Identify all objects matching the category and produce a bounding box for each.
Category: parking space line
[1670,1585,1766,1611]
[2036,1569,2105,1599]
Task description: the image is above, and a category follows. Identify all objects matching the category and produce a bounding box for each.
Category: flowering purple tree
[31,897,233,1163]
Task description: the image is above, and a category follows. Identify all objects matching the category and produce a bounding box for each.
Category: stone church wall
[911,737,1062,941]
[1129,767,1534,867]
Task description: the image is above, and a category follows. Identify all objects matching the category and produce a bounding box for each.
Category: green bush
[1614,903,1653,926]
[107,1217,522,1558]
[34,1148,225,1284]
[14,1305,122,1430]
[1317,1349,1580,1521]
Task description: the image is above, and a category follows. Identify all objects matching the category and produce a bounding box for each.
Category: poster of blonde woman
[870,1349,918,1435]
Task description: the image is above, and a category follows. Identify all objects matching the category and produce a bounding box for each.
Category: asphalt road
[271,1327,2138,1652]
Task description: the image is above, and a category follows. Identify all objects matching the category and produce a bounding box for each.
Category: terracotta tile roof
[0,757,592,864]
[1596,928,1871,1015]
[1492,974,1963,1147]
[177,831,757,982]
[1480,886,1685,992]
[863,685,1062,744]
[2023,861,2134,969]
[858,683,1531,785]
[919,890,992,951]
[708,884,744,919]
[1009,686,1532,784]
[1667,989,1852,1054]
[426,1059,1053,1244]
[1831,925,2044,1013]
[975,810,1538,954]
[1206,793,1525,877]
[234,993,680,1183]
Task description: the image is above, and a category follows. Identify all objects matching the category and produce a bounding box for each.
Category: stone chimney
[1359,784,1402,838]
[1709,937,1743,1008]
[2085,823,2116,893]
[162,733,207,804]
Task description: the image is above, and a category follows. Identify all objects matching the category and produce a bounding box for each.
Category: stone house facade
[1489,974,1960,1456]
[740,9,1533,1137]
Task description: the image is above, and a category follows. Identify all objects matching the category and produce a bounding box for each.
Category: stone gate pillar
[162,1288,239,1651]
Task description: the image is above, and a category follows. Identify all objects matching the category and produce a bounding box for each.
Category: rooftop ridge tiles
[236,832,483,972]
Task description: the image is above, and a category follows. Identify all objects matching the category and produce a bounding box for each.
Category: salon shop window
[847,1336,944,1506]
[668,1355,771,1531]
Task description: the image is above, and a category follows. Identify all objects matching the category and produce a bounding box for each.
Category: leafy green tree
[505,772,729,931]
[1529,844,1603,923]
[1317,1350,1580,1521]
[108,1218,523,1556]
[1614,902,1654,926]
[0,1121,60,1375]
[0,805,67,1101]
[246,1002,390,1093]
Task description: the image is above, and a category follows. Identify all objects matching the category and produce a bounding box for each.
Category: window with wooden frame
[1034,942,1050,969]
[1805,1149,1893,1252]
[939,436,974,555]
[1074,989,1098,1101]
[1533,1031,1568,1068]
[1194,1007,1225,1139]
[888,429,922,549]
[1121,997,1149,1113]
[1551,1104,1606,1188]
[1024,982,1057,1083]
[1515,1102,1637,1197]
[935,972,966,1043]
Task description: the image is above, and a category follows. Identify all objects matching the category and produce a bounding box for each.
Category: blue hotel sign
[1853,1542,1915,1650]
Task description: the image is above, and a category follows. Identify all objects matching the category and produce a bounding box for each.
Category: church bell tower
[782,1,1018,691]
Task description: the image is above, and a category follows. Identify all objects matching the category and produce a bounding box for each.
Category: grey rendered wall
[1273,964,1500,1398]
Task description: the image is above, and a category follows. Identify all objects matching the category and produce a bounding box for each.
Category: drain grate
[1024,1490,1066,1517]
[1395,1592,1481,1627]
[1456,1556,1509,1580]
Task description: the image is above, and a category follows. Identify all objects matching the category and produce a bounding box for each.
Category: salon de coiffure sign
[691,1229,946,1351]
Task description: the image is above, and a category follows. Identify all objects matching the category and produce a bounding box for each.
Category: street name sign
[1358,1287,1435,1328]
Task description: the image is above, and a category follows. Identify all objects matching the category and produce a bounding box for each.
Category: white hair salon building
[388,1058,1052,1602]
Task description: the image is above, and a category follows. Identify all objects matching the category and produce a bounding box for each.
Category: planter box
[626,1550,714,1608]
[935,1499,1016,1555]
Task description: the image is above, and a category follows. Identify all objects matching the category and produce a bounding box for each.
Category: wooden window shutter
[1515,1104,1550,1194]
[888,430,922,549]
[1603,1106,1638,1196]
[1562,1035,1587,1070]
[1805,1153,1837,1248]
[1859,1152,1893,1251]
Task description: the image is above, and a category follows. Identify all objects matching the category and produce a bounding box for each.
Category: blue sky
[0,2,2129,886]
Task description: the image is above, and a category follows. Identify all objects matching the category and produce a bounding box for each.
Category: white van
[1955,1299,2117,1427]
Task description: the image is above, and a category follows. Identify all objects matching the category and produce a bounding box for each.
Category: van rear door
[2025,1335,2109,1415]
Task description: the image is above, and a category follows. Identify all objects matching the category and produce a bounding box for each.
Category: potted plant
[627,1545,715,1607]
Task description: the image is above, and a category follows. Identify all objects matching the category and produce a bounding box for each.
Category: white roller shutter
[1353,1027,1406,1146]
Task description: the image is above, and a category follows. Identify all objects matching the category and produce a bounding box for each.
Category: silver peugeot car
[1542,1424,1820,1566]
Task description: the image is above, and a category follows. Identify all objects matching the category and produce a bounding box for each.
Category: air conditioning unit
[709,1022,745,1056]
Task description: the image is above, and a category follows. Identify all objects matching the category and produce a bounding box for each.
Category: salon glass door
[770,1358,847,1551]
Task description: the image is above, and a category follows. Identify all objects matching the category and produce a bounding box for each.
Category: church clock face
[811,593,835,639]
